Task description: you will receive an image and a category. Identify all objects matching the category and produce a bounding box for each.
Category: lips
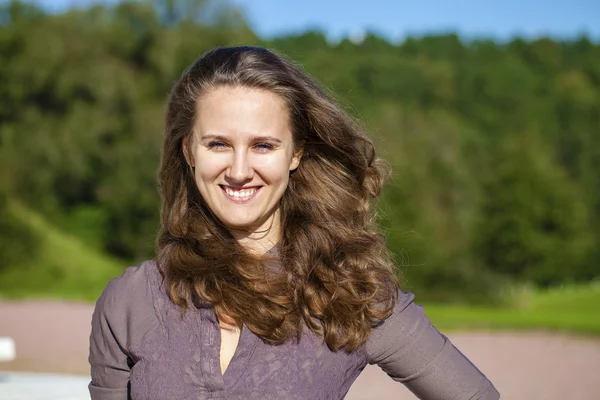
[220,185,261,202]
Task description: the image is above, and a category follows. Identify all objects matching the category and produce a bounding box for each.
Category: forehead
[194,86,292,140]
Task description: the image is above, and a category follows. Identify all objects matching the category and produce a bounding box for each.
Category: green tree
[472,132,593,286]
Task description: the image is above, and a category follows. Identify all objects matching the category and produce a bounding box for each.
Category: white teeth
[223,187,256,200]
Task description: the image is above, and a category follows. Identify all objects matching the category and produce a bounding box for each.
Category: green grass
[422,281,600,336]
[2,203,599,337]
[0,202,125,302]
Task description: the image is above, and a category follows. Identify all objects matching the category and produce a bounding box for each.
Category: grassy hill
[0,203,125,301]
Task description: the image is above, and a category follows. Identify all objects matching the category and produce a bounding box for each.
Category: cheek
[254,154,294,183]
[195,157,228,182]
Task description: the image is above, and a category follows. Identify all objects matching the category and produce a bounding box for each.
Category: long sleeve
[89,275,132,399]
[88,261,161,400]
[365,291,500,400]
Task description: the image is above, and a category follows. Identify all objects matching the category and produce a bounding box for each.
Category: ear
[289,148,303,171]
[182,135,195,167]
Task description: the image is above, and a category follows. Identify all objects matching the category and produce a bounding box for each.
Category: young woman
[89,46,500,399]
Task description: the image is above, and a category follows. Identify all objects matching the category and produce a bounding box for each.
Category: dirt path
[1,300,599,399]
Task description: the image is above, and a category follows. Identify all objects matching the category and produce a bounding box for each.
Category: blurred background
[1,0,599,398]
[0,0,600,389]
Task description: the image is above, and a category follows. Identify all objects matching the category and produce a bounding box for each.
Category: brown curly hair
[157,46,399,351]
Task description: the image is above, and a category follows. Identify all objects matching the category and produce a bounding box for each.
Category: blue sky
[30,0,600,42]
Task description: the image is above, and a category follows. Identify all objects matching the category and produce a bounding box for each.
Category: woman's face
[184,86,301,242]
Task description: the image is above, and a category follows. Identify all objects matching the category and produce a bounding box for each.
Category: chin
[220,216,263,231]
[224,221,255,230]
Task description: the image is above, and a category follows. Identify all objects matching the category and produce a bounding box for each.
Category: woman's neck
[229,212,281,255]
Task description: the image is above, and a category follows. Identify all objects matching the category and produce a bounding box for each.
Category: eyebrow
[201,134,282,145]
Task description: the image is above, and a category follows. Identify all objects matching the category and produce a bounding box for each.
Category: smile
[220,185,260,203]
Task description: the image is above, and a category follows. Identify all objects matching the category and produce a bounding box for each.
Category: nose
[226,149,254,183]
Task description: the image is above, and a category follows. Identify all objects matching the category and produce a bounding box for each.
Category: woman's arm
[89,276,132,399]
[365,291,500,400]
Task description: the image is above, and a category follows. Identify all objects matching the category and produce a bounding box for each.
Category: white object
[0,337,15,362]
[0,372,91,400]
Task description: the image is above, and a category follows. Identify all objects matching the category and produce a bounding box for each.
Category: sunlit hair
[157,46,399,351]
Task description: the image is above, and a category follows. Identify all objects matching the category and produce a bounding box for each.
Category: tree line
[1,0,599,303]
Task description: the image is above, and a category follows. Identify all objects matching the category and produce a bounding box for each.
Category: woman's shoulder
[364,290,421,359]
[90,260,166,371]
[101,260,160,297]
[93,260,163,323]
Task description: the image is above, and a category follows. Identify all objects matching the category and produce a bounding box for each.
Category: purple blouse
[88,260,499,399]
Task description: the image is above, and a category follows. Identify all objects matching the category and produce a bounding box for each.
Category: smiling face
[184,86,301,246]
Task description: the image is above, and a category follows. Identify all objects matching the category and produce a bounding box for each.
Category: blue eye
[208,141,228,149]
[254,143,274,151]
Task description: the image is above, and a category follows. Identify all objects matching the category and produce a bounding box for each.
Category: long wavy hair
[157,46,399,351]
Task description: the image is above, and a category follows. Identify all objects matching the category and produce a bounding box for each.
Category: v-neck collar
[222,323,259,388]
